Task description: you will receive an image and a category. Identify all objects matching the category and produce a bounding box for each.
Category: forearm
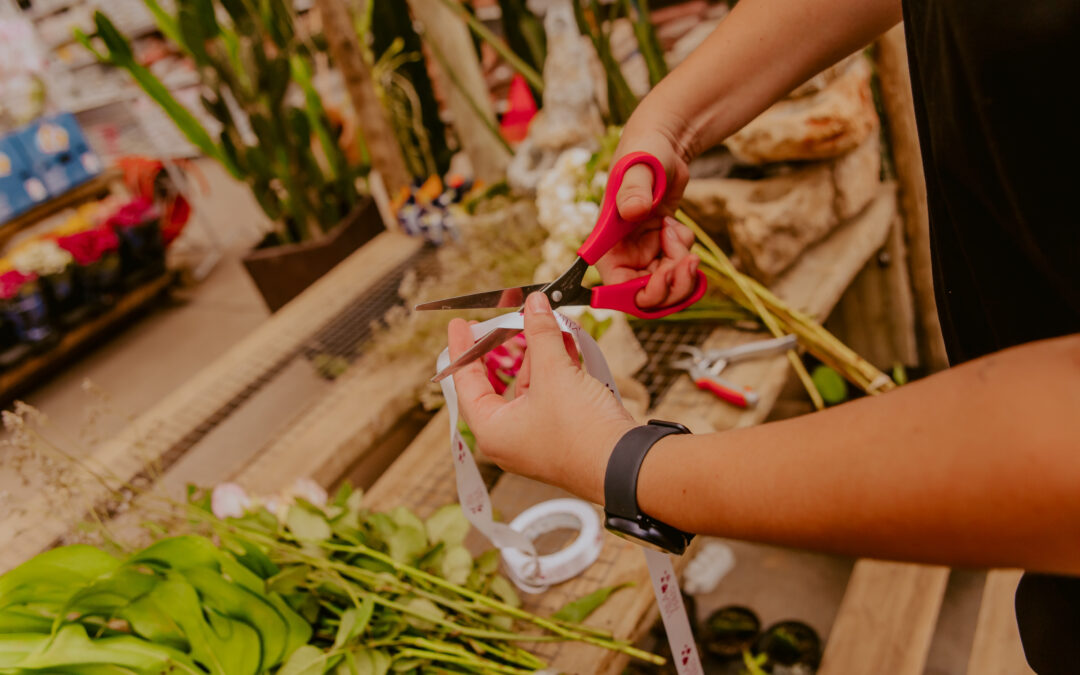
[627,0,902,159]
[636,335,1080,575]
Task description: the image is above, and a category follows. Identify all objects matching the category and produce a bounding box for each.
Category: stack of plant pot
[681,54,885,283]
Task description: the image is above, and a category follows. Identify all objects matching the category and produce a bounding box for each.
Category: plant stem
[438,0,545,93]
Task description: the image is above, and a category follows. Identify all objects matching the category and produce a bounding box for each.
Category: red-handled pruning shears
[419,151,708,383]
[670,335,799,408]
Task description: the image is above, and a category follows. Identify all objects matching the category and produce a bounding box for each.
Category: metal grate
[631,321,716,406]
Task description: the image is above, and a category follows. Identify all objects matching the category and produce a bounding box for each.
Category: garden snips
[418,151,708,384]
[670,334,798,408]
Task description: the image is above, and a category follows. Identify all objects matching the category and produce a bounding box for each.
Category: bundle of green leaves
[0,484,658,674]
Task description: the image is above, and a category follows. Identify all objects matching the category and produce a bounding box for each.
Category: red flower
[482,333,527,395]
[106,197,158,229]
[56,227,120,266]
[0,270,37,301]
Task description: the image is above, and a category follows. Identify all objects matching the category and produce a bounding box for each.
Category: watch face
[605,514,688,555]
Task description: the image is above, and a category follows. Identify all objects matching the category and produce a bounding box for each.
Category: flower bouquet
[56,226,122,313]
[107,197,166,286]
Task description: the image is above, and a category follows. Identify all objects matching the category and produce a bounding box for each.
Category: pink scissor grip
[576,151,667,265]
[695,378,750,408]
[589,270,707,319]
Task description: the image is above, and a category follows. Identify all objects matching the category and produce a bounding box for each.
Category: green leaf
[9,623,195,671]
[488,576,520,608]
[0,545,119,612]
[279,645,328,675]
[424,505,470,547]
[439,546,472,586]
[181,565,291,670]
[286,505,333,543]
[811,365,849,405]
[0,608,52,634]
[333,596,374,650]
[553,583,630,623]
[402,597,444,631]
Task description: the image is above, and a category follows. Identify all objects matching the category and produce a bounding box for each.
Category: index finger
[448,319,507,422]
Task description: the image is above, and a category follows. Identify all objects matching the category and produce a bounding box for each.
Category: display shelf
[0,168,123,249]
[0,272,173,404]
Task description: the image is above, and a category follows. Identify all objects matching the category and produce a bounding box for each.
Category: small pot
[703,605,761,660]
[80,251,123,312]
[117,218,166,286]
[753,620,822,669]
[41,265,89,328]
[2,279,59,351]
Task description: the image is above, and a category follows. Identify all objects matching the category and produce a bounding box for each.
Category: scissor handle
[695,378,753,407]
[590,269,707,319]
[576,151,667,265]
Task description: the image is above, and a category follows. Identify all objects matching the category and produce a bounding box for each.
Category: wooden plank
[875,26,949,372]
[0,273,173,403]
[0,169,123,248]
[315,0,412,194]
[652,186,898,432]
[407,0,510,183]
[966,570,1034,675]
[237,354,431,495]
[0,231,422,572]
[820,560,949,675]
[826,211,919,370]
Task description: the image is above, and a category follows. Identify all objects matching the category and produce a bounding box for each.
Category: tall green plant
[77,1,367,244]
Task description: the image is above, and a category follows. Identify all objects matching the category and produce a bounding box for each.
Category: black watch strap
[604,420,689,520]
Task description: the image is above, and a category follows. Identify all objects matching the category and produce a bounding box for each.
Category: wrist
[571,418,637,504]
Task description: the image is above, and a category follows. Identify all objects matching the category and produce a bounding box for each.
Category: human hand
[448,293,637,504]
[596,119,700,309]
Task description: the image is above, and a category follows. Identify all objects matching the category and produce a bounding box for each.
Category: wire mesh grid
[631,321,718,407]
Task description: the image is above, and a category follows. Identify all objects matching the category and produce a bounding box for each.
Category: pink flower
[211,482,251,519]
[0,270,36,301]
[106,197,158,229]
[55,227,120,266]
[483,333,528,395]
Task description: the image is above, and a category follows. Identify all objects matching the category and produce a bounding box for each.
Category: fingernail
[526,292,549,313]
[665,226,678,240]
[663,215,680,228]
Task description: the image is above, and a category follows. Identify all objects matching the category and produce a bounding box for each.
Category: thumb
[524,293,576,368]
[616,164,655,221]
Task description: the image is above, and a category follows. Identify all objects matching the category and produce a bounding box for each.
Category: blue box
[15,113,103,197]
[0,135,47,224]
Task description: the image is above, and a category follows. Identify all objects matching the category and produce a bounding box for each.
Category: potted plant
[77,0,386,311]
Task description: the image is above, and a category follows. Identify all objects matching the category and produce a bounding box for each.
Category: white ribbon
[437,310,703,674]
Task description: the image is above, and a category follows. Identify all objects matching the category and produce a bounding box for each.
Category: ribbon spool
[500,498,604,594]
[437,310,702,674]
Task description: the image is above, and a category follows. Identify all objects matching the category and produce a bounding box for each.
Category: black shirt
[902,1,1080,672]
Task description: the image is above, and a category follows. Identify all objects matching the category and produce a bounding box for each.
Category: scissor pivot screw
[551,290,563,302]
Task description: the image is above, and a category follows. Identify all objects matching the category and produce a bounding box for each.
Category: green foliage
[553,583,630,623]
[0,484,647,674]
[78,1,368,244]
[497,0,547,101]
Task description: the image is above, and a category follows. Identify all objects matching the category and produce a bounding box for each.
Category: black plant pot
[41,266,91,328]
[80,251,123,313]
[753,620,822,670]
[117,219,166,287]
[2,279,59,353]
[704,605,762,661]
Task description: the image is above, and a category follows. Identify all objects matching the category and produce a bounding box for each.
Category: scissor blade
[415,284,548,311]
[431,327,523,383]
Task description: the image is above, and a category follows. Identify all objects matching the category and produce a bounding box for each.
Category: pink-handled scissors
[419,151,708,383]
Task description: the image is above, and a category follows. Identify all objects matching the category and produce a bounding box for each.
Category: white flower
[10,240,72,276]
[292,478,328,507]
[211,483,251,519]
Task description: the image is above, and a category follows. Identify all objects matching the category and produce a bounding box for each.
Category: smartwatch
[603,419,694,555]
